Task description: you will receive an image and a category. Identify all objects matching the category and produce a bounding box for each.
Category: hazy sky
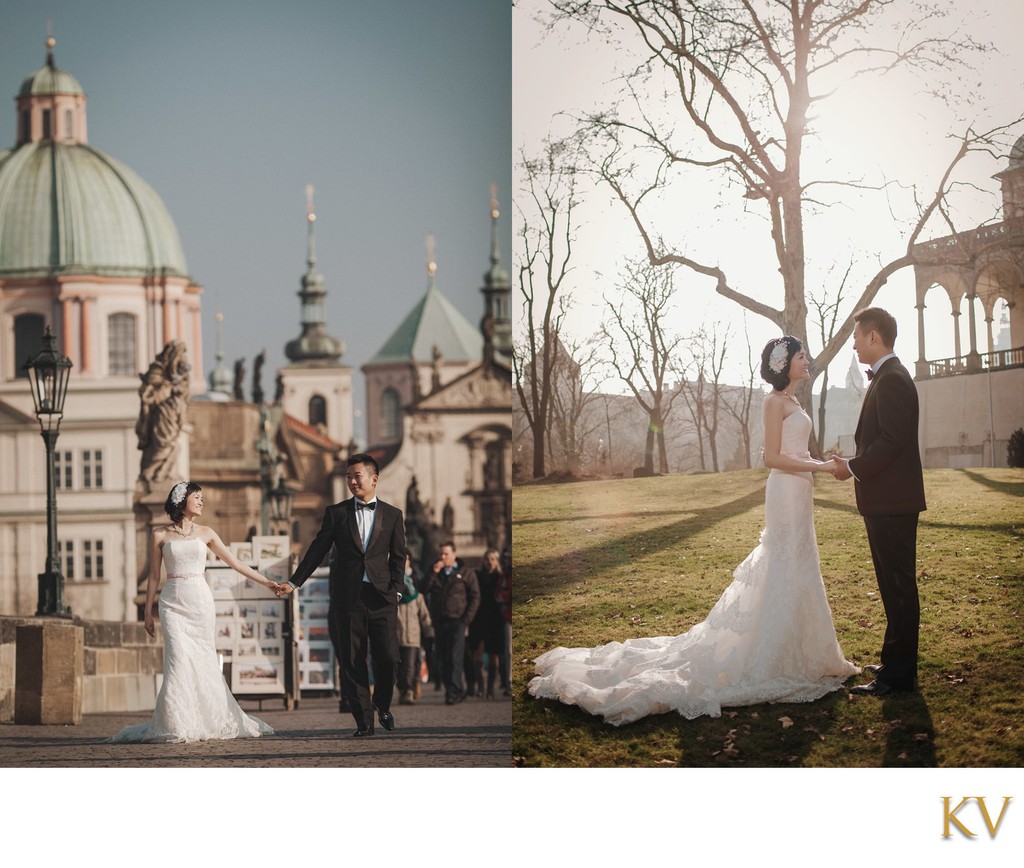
[514,1,1024,390]
[0,0,510,438]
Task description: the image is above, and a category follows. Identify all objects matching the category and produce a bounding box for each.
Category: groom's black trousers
[863,512,920,688]
[329,583,399,728]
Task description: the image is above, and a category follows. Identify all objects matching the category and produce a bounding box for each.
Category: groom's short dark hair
[347,452,380,476]
[854,307,897,348]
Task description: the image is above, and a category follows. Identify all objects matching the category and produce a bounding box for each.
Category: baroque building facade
[0,43,511,620]
[0,43,205,619]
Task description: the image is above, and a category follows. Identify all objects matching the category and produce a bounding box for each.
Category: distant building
[365,202,512,559]
[0,41,511,620]
[910,134,1024,467]
[0,42,205,619]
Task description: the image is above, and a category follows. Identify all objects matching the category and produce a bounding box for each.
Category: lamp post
[268,474,294,537]
[23,326,73,617]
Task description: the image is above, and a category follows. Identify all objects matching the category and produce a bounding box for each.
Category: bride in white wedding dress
[111,482,282,743]
[528,337,859,726]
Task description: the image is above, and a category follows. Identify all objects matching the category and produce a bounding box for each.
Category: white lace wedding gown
[528,410,859,726]
[111,537,273,743]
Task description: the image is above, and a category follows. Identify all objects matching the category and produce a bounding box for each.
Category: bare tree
[675,323,730,472]
[721,316,759,469]
[546,0,1016,421]
[810,261,853,455]
[601,258,686,474]
[512,138,583,478]
[547,334,606,475]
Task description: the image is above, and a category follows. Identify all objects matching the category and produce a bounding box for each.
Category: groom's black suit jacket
[848,356,926,516]
[290,498,407,607]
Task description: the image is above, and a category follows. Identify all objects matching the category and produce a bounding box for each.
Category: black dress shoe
[863,664,883,674]
[849,679,892,696]
[352,726,375,737]
[850,679,916,696]
[376,708,396,731]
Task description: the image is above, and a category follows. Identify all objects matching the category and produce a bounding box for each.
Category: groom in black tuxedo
[281,453,407,735]
[833,307,926,696]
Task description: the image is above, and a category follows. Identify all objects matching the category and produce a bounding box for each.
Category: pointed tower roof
[480,185,511,360]
[365,242,483,366]
[284,186,345,366]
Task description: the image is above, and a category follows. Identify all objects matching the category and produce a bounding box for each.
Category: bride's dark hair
[164,481,202,523]
[760,336,803,391]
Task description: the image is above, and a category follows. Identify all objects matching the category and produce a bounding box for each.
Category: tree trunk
[643,424,655,474]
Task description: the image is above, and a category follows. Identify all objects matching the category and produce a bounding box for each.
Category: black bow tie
[356,500,376,510]
[866,369,874,381]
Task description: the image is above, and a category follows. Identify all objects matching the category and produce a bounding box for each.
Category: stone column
[60,297,74,361]
[966,287,982,371]
[14,620,84,724]
[162,286,173,347]
[80,297,93,373]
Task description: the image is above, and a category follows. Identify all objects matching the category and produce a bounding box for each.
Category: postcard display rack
[205,535,296,701]
[296,566,336,692]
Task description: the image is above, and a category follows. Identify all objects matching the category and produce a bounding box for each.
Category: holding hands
[274,582,295,598]
[826,455,853,481]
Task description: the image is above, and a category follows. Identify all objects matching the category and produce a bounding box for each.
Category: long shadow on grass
[514,508,688,527]
[518,486,766,593]
[961,469,1024,499]
[814,494,1022,539]
[875,692,937,767]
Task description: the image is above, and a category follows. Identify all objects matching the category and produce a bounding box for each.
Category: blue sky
[0,0,510,438]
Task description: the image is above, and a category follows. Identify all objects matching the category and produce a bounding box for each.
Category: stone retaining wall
[0,616,163,722]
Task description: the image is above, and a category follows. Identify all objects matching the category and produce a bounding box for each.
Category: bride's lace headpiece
[767,339,789,374]
[170,481,189,506]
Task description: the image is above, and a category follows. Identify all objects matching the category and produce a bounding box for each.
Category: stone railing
[913,218,1024,265]
[0,615,162,723]
[918,345,1024,380]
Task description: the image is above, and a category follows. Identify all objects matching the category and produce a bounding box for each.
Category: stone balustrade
[0,615,163,723]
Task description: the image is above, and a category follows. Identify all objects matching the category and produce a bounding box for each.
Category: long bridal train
[528,411,859,726]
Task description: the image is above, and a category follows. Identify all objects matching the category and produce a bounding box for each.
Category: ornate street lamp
[23,326,73,617]
[268,476,294,534]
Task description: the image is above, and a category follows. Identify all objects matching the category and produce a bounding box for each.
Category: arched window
[42,109,51,139]
[381,388,401,439]
[14,313,46,379]
[108,313,137,376]
[309,394,327,427]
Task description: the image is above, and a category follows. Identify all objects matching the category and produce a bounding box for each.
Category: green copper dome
[0,46,189,279]
[0,142,190,277]
[18,63,84,98]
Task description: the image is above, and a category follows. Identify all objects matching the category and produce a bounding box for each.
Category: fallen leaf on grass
[655,759,675,765]
[778,716,794,729]
[913,733,932,742]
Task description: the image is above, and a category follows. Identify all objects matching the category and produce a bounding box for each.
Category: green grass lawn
[512,467,1024,767]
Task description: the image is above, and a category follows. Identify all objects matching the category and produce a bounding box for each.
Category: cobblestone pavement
[0,690,512,768]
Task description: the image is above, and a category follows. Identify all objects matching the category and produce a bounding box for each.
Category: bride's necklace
[779,390,800,406]
[171,521,194,538]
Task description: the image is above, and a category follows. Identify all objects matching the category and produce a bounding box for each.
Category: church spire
[480,185,511,359]
[284,185,345,365]
[426,233,437,291]
[208,312,233,396]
